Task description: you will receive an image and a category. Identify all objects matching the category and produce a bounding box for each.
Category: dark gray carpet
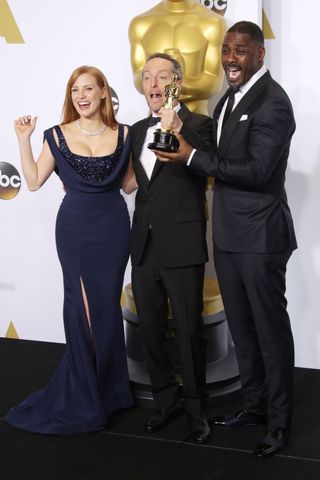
[1,338,319,480]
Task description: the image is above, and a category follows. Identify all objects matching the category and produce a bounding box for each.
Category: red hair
[61,65,118,129]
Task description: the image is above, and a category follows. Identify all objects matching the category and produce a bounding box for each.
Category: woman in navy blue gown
[5,66,136,434]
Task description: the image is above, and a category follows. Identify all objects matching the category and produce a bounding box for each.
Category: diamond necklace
[77,120,107,136]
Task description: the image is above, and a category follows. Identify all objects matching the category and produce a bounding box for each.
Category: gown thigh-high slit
[5,124,134,434]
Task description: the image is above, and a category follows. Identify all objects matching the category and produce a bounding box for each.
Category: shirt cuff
[187,148,197,166]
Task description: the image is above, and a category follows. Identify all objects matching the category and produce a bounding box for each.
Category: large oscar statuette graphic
[147,73,180,153]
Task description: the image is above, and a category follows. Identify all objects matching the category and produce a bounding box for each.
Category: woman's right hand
[14,115,37,139]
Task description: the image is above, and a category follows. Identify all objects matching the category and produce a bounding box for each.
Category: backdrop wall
[263,0,320,368]
[1,1,318,368]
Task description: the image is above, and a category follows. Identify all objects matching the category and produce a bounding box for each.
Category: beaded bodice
[55,124,124,183]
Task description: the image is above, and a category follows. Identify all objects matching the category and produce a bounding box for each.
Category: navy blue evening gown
[5,124,134,434]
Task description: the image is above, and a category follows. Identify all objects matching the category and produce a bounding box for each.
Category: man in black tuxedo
[153,22,297,458]
[130,52,213,443]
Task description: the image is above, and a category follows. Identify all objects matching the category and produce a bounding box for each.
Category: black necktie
[222,89,237,129]
[147,116,161,127]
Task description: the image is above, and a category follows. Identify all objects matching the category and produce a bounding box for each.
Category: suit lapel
[218,71,271,154]
[134,118,149,160]
[150,157,163,181]
[212,90,230,150]
[177,103,191,122]
[134,118,151,189]
[215,90,230,121]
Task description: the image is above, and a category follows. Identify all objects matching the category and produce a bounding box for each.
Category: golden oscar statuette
[147,73,181,153]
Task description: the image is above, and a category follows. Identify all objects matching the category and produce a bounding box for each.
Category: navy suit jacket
[190,71,297,254]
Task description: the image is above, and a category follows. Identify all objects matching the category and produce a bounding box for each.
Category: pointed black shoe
[189,416,211,444]
[144,402,183,432]
[254,427,289,459]
[209,409,267,429]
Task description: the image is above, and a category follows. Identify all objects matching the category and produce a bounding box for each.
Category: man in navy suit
[130,52,214,443]
[154,22,297,458]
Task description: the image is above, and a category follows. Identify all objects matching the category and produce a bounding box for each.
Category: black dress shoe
[209,409,267,429]
[189,416,211,444]
[145,403,183,432]
[254,427,289,459]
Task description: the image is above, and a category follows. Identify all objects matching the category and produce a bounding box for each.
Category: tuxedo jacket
[190,71,297,254]
[130,103,213,268]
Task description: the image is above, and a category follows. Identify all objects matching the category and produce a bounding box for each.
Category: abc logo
[110,87,119,114]
[0,162,21,200]
[200,0,227,15]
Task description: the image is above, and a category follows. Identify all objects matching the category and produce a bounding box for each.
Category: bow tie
[147,116,161,127]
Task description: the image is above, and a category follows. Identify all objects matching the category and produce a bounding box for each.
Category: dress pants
[214,245,294,430]
[132,232,206,418]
